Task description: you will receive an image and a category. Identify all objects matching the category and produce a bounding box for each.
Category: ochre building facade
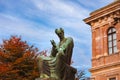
[84,0,120,80]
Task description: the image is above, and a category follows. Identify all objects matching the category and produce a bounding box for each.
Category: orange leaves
[2,36,28,55]
[0,36,39,79]
[0,63,9,73]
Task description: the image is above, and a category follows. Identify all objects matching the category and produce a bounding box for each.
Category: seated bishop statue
[38,28,77,80]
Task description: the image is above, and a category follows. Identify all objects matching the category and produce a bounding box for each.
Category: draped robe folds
[38,37,77,80]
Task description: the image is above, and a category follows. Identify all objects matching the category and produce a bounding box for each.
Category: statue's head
[55,28,64,40]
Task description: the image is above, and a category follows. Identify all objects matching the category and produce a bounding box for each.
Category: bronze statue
[38,28,76,80]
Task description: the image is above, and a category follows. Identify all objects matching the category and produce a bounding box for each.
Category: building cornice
[84,1,120,26]
[89,61,120,73]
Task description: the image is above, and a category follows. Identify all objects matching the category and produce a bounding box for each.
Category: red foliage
[0,63,9,73]
[0,36,39,80]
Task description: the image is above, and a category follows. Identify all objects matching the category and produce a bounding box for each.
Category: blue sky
[0,0,113,77]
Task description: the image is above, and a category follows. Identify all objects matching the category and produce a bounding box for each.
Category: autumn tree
[0,36,39,80]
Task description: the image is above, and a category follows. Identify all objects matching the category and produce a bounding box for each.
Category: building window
[109,77,116,80]
[108,27,117,54]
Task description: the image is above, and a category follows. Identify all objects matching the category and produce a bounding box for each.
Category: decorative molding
[90,61,120,73]
[91,10,120,30]
[84,1,120,28]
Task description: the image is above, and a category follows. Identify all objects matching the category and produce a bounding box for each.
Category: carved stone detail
[91,10,120,30]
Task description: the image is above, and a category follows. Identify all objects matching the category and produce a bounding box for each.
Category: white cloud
[76,0,113,10]
[30,0,90,28]
[32,0,88,18]
[0,13,58,49]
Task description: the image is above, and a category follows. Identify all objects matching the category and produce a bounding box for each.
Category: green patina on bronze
[38,28,76,80]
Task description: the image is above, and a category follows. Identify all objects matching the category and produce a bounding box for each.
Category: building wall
[90,18,120,80]
[91,65,120,80]
[84,1,120,80]
[92,22,120,68]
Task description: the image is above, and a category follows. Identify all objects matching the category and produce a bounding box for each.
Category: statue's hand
[50,40,56,47]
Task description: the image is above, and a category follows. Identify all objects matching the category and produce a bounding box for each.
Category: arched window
[108,27,117,54]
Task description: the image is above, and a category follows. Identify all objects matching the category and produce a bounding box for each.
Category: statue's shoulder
[66,37,73,42]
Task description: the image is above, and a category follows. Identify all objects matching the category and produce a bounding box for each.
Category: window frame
[107,27,117,55]
[109,77,116,80]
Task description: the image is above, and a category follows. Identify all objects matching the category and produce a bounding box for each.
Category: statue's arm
[50,40,58,57]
